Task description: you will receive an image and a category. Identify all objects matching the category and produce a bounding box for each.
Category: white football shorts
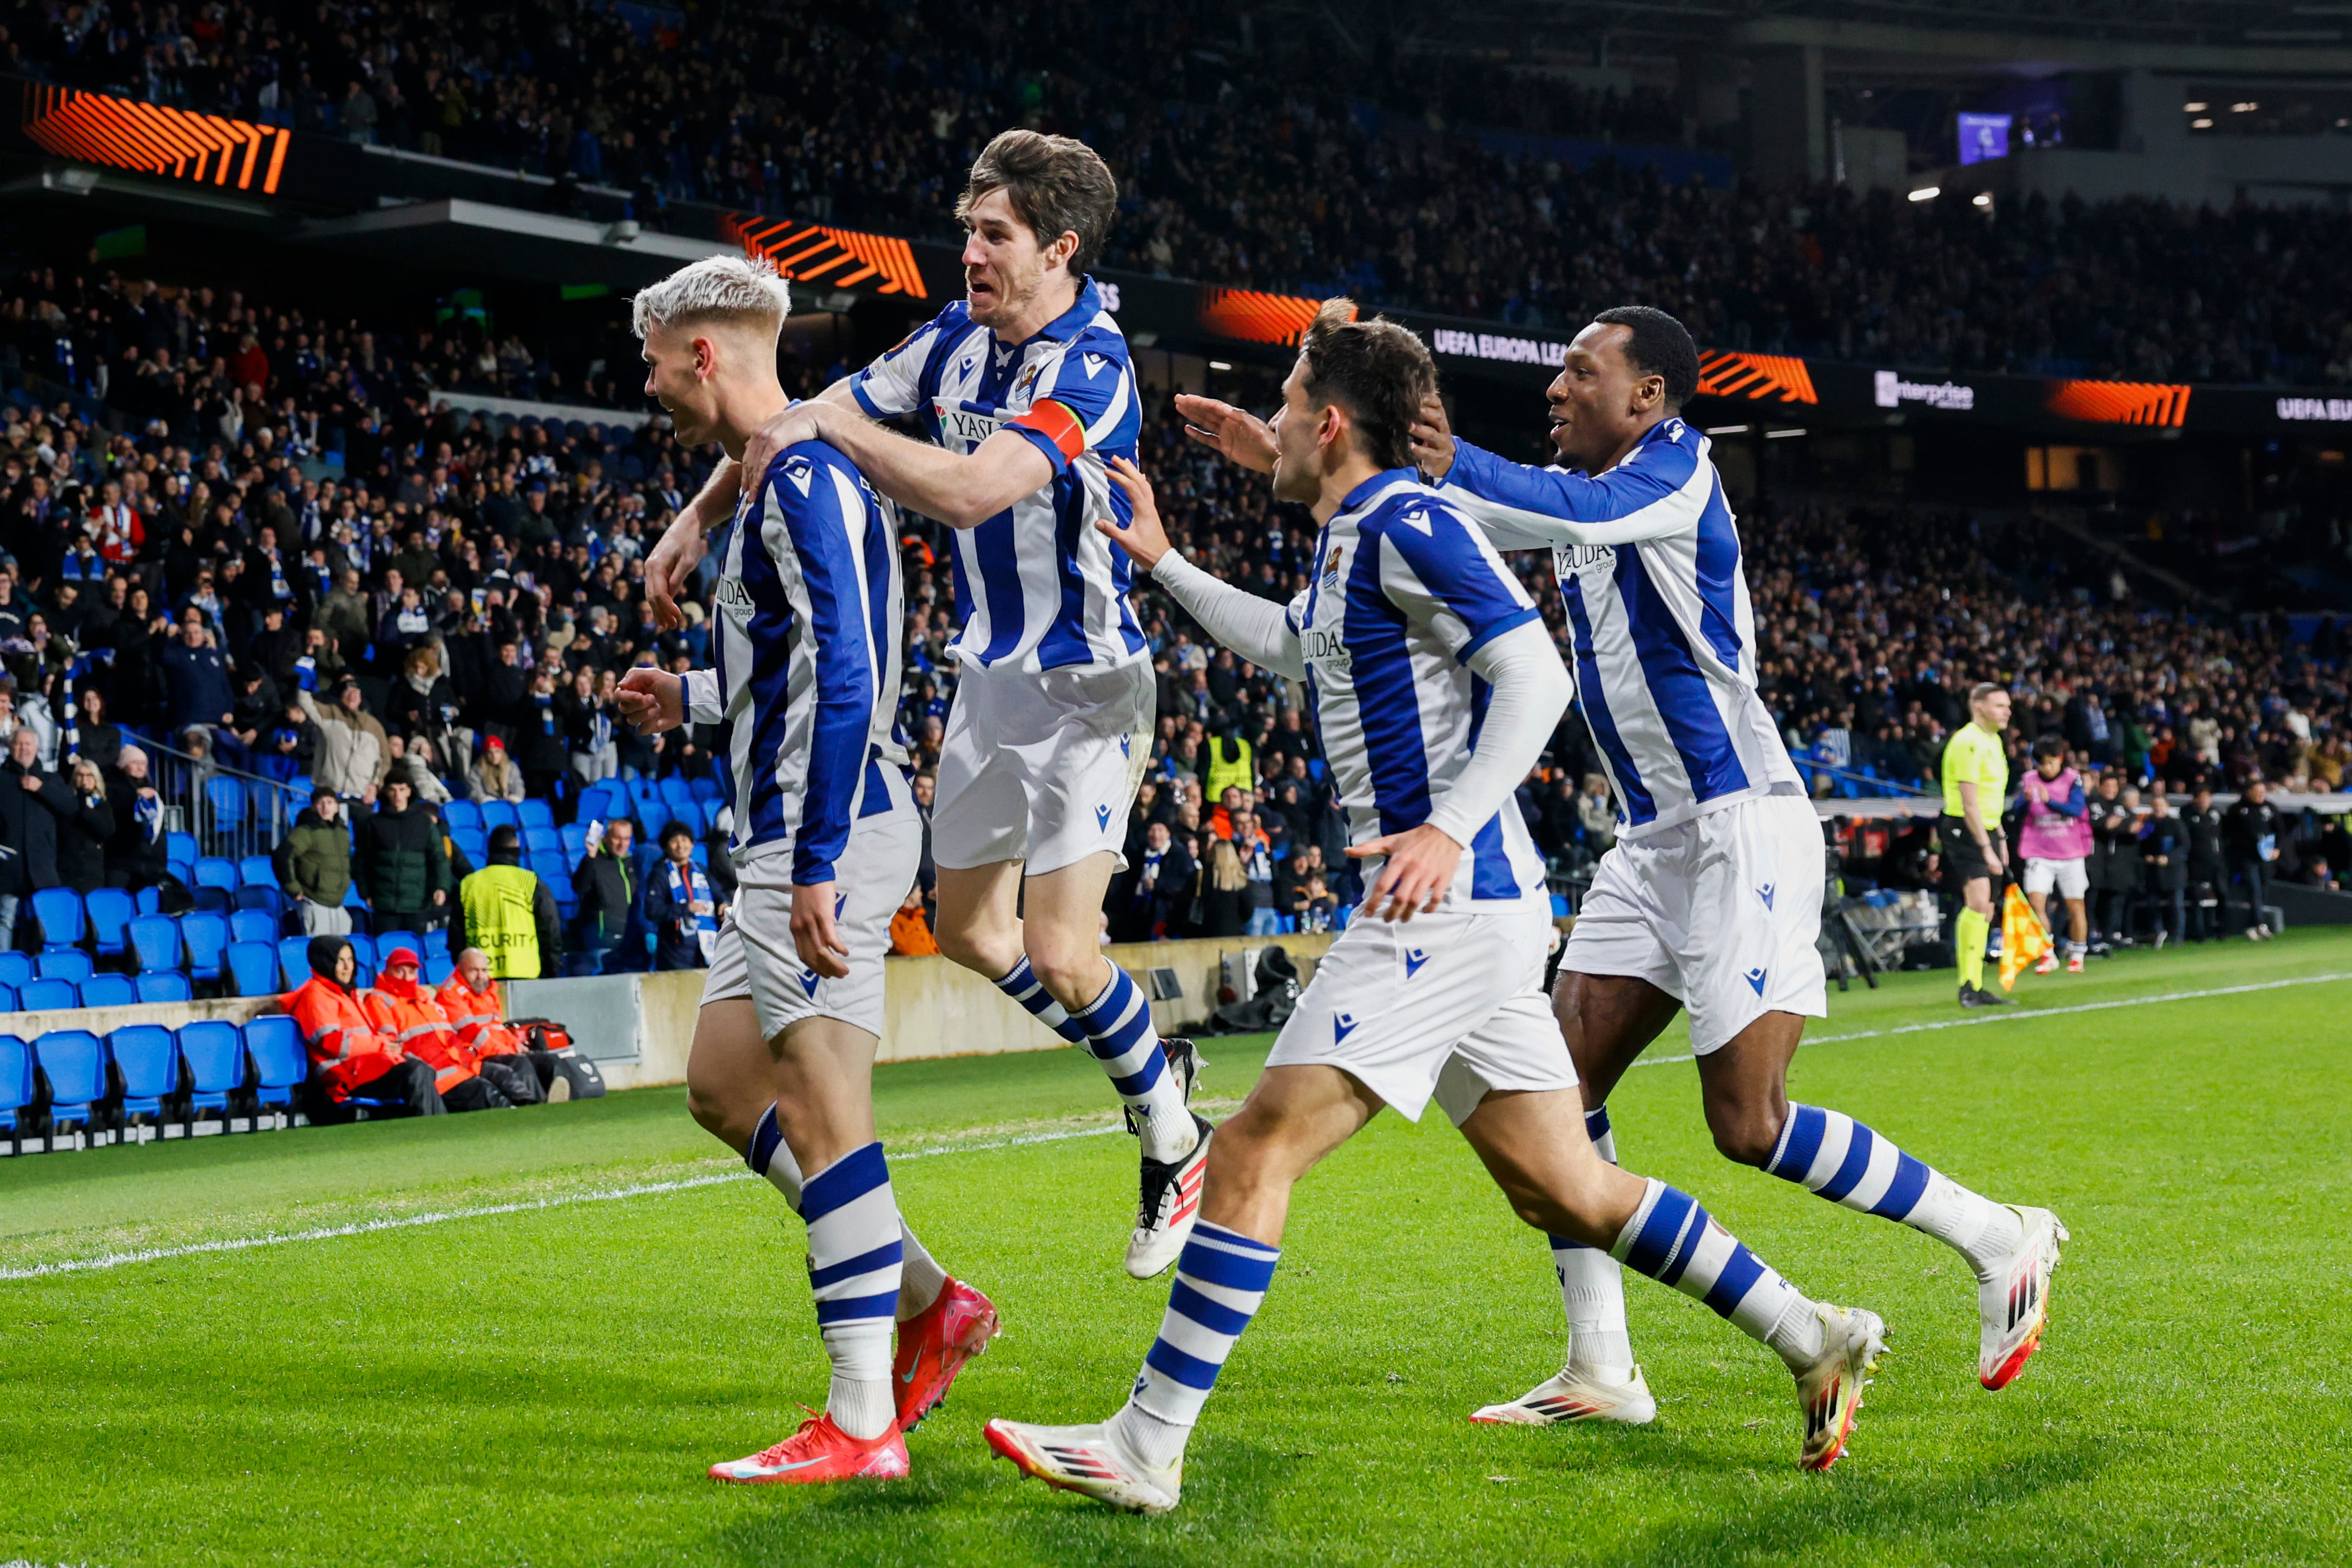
[701,770,921,1041]
[1561,790,1828,1056]
[2022,857,2089,900]
[932,658,1154,877]
[1268,902,1576,1126]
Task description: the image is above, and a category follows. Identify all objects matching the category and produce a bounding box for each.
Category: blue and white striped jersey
[1287,470,1552,908]
[849,277,1147,674]
[684,436,908,883]
[1434,418,1801,839]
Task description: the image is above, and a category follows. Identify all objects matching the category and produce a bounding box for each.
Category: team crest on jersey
[1015,361,1043,398]
[1321,544,1344,588]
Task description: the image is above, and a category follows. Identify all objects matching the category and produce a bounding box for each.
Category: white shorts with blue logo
[1267,901,1574,1126]
[701,778,921,1042]
[1561,791,1828,1057]
[931,658,1155,878]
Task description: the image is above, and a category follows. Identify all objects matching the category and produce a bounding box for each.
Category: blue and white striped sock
[800,1142,905,1440]
[1764,1104,2020,1278]
[1063,964,1197,1163]
[1613,1177,1826,1371]
[748,1103,947,1320]
[994,957,1092,1048]
[1112,1221,1280,1468]
[1547,1106,1633,1381]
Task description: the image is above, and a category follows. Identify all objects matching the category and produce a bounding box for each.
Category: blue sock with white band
[1613,1177,1826,1371]
[1113,1221,1280,1468]
[1764,1105,2020,1278]
[747,1104,946,1322]
[1547,1106,1634,1381]
[1027,961,1196,1163]
[994,957,1091,1047]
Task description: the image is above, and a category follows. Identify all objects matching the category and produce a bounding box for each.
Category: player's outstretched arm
[741,403,1053,530]
[1095,457,1305,680]
[1435,426,1710,551]
[615,666,687,734]
[1174,394,1277,473]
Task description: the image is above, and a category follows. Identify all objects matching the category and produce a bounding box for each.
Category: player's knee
[1707,1104,1784,1168]
[1024,939,1105,1011]
[683,1075,743,1148]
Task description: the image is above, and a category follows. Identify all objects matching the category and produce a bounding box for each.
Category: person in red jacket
[282,936,443,1119]
[362,946,527,1110]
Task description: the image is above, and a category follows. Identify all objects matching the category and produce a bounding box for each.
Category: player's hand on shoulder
[1174,393,1277,473]
[614,667,685,735]
[742,404,826,496]
[1095,456,1172,571]
[1409,393,1457,482]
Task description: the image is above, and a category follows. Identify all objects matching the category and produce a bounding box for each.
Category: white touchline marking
[0,1124,1126,1282]
[1630,970,2352,1068]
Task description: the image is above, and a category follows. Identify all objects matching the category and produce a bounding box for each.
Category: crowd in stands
[8,0,2352,381]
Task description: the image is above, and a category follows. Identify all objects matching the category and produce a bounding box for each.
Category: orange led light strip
[1696,350,1820,405]
[23,84,292,194]
[2044,379,2192,427]
[727,215,928,298]
[1196,288,1345,348]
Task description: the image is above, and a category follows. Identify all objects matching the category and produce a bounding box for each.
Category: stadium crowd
[6,0,2352,382]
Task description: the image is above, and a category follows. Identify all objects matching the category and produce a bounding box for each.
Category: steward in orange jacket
[437,945,569,1104]
[281,937,445,1119]
[361,946,530,1111]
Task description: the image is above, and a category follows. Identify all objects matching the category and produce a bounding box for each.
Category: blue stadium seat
[443,800,483,834]
[627,780,663,822]
[235,882,287,923]
[18,978,77,1011]
[523,825,561,857]
[530,853,573,910]
[193,857,240,892]
[177,1019,246,1126]
[77,974,135,1009]
[0,1035,30,1151]
[453,828,489,866]
[423,927,450,958]
[181,913,230,984]
[37,951,94,984]
[204,775,247,836]
[226,941,279,997]
[559,821,591,860]
[134,972,193,1005]
[481,801,519,832]
[244,1016,306,1116]
[230,910,278,946]
[33,1029,103,1143]
[375,931,422,966]
[689,774,723,803]
[0,952,30,990]
[576,781,624,821]
[518,798,555,831]
[659,776,695,811]
[165,830,197,874]
[30,887,83,952]
[347,933,376,984]
[136,885,163,917]
[0,981,16,1012]
[425,954,454,986]
[690,842,710,869]
[108,1024,179,1124]
[238,854,280,889]
[84,887,135,958]
[278,937,312,989]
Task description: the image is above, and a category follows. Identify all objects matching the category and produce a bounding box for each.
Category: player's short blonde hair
[630,253,792,339]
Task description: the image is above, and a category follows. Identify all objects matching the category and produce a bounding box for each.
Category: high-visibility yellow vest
[1203,735,1255,803]
[460,864,542,979]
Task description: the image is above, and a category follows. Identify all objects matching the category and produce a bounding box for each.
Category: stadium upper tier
[6,0,2352,386]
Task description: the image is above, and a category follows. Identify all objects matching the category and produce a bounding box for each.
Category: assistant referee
[1940,682,2014,1008]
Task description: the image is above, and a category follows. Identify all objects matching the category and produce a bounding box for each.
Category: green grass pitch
[3,932,2348,1566]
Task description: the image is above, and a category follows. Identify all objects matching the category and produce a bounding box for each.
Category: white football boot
[983,1417,1181,1515]
[1794,1304,1888,1472]
[1978,1205,2068,1390]
[1470,1366,1658,1426]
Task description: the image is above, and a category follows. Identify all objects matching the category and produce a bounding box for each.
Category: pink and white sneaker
[1979,1205,2068,1390]
[893,1276,1000,1432]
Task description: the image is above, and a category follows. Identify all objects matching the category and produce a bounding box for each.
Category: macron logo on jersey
[1757,884,1776,910]
[799,970,821,997]
[1744,968,1768,996]
[1095,803,1112,831]
[1404,948,1430,979]
[1333,1013,1360,1043]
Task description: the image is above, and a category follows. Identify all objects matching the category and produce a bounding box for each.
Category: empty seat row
[0,972,194,1012]
[0,1015,313,1152]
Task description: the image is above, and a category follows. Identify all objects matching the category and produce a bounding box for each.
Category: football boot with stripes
[1125,1112,1214,1280]
[1794,1304,1887,1472]
[1978,1205,2067,1390]
[983,1417,1181,1515]
[708,1409,908,1485]
[1470,1365,1657,1426]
